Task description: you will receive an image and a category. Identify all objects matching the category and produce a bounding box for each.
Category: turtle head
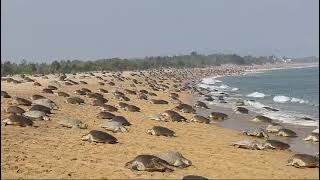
[43,116,50,121]
[124,160,133,169]
[120,126,129,132]
[181,158,192,167]
[81,134,90,141]
[146,129,155,135]
[286,158,294,166]
[78,123,88,129]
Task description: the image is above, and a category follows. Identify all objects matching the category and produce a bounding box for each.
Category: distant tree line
[1,52,277,76]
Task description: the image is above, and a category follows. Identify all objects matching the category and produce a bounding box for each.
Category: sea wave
[273,95,291,103]
[201,78,222,85]
[290,97,309,104]
[246,92,266,98]
[244,100,266,109]
[262,111,318,127]
[273,95,309,104]
[219,84,229,89]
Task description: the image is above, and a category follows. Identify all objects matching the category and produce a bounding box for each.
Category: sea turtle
[58,119,88,129]
[42,88,54,94]
[263,106,279,112]
[92,98,107,106]
[79,80,88,84]
[241,128,269,139]
[101,121,129,133]
[170,97,182,104]
[148,92,157,96]
[138,93,148,100]
[174,104,196,113]
[74,90,87,95]
[66,97,85,104]
[147,126,176,137]
[234,107,249,114]
[149,99,169,104]
[29,104,52,114]
[96,111,115,119]
[277,128,298,137]
[231,140,264,150]
[115,95,130,101]
[303,133,319,142]
[81,130,118,144]
[161,110,188,122]
[81,88,92,93]
[98,88,109,93]
[23,110,50,121]
[266,123,283,133]
[111,116,131,126]
[287,154,319,168]
[235,101,245,106]
[118,102,129,109]
[5,106,25,114]
[1,91,11,98]
[30,94,46,100]
[125,105,141,112]
[125,155,173,172]
[32,99,58,110]
[155,151,192,168]
[47,85,58,90]
[312,129,319,134]
[139,89,149,94]
[169,93,179,98]
[182,175,209,180]
[124,89,137,95]
[101,105,118,112]
[194,101,209,109]
[14,97,32,106]
[57,91,70,97]
[262,139,290,150]
[204,96,214,101]
[87,92,103,99]
[190,115,211,124]
[252,115,273,123]
[2,114,33,127]
[208,112,228,121]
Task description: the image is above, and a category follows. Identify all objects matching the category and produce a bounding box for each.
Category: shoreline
[191,62,319,155]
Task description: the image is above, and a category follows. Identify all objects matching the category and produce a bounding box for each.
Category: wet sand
[1,65,319,179]
[194,103,319,155]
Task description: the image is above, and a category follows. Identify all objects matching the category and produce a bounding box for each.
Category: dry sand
[1,67,319,179]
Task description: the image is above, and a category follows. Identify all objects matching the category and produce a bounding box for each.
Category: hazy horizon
[1,0,319,63]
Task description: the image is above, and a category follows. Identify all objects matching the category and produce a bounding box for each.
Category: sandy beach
[1,62,319,179]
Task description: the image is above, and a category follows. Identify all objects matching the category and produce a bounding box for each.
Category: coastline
[192,62,319,154]
[1,62,319,179]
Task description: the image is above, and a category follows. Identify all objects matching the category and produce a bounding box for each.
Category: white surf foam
[246,92,266,98]
[201,78,222,85]
[262,111,318,127]
[231,87,239,91]
[243,100,266,109]
[273,95,291,103]
[219,84,229,89]
[290,97,309,104]
[273,95,309,104]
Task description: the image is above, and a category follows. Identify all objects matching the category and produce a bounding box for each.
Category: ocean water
[198,66,319,127]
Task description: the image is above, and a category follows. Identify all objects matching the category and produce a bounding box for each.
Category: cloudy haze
[1,0,319,63]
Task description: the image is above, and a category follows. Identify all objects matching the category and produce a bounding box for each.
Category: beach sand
[1,64,319,179]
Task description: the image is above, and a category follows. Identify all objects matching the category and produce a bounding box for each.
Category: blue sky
[1,0,319,62]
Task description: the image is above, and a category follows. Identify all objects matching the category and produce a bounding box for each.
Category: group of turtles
[1,67,319,179]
